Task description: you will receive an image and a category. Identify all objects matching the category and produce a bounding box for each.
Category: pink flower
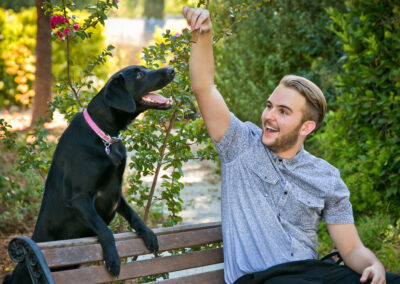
[73,24,79,31]
[64,27,71,37]
[50,16,58,29]
[175,33,181,37]
[57,30,64,39]
[50,15,70,29]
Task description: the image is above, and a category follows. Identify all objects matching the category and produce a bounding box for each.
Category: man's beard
[265,121,303,154]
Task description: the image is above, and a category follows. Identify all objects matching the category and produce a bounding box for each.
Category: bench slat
[52,247,223,283]
[42,226,222,268]
[37,222,221,249]
[148,269,225,284]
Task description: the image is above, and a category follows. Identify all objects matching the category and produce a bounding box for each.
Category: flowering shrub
[44,0,118,121]
[2,45,36,107]
[0,8,36,107]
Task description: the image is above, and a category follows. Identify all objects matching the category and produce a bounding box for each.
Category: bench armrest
[8,236,55,284]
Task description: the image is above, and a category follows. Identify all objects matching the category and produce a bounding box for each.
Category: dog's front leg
[117,197,159,252]
[70,196,121,277]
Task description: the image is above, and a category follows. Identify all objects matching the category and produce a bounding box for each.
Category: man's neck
[274,144,303,159]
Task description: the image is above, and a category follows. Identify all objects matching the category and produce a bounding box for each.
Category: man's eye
[136,71,144,79]
[280,109,287,115]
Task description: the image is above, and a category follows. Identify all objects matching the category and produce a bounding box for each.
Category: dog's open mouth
[141,93,173,109]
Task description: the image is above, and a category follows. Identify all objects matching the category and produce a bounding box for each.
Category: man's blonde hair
[280,75,327,129]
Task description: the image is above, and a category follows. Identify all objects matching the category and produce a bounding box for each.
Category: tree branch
[144,110,178,223]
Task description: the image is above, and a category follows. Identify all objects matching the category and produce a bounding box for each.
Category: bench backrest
[36,222,223,283]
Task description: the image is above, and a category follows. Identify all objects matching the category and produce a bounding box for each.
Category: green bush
[314,0,400,216]
[0,123,54,234]
[212,0,345,125]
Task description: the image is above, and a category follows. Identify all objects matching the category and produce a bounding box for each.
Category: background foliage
[314,0,400,217]
[212,0,345,125]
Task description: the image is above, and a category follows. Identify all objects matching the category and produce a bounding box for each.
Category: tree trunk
[31,0,52,127]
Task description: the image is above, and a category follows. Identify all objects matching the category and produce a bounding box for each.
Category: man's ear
[299,120,316,137]
[104,74,136,113]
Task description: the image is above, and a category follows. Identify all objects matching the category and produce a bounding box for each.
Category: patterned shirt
[213,113,354,284]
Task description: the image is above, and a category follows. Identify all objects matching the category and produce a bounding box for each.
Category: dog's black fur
[4,66,175,284]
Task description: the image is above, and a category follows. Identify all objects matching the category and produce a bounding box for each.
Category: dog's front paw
[141,229,159,252]
[103,247,121,277]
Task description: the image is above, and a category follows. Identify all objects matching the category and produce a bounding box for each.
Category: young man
[183,6,400,284]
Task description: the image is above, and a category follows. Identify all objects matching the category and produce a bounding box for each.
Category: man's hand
[182,6,212,34]
[327,224,387,284]
[360,262,386,284]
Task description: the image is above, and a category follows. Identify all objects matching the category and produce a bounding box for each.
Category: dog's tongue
[143,93,168,103]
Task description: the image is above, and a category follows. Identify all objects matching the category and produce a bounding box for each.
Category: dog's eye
[136,71,144,79]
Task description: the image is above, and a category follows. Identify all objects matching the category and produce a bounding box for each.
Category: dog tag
[105,145,110,155]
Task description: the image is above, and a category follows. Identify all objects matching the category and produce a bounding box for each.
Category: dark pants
[234,259,400,284]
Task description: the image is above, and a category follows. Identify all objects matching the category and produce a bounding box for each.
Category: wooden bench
[7,222,224,284]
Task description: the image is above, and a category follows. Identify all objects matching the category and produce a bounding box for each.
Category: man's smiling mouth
[266,126,278,132]
[265,123,279,133]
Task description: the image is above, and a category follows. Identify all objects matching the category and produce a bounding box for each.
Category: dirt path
[176,158,221,224]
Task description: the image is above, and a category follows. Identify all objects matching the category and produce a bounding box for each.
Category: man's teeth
[266,126,278,131]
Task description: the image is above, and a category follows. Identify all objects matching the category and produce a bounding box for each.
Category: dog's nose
[166,67,175,77]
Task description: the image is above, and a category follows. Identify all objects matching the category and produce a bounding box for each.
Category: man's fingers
[182,7,210,31]
[190,9,203,30]
[196,11,210,31]
[184,7,194,26]
[182,6,188,18]
[360,268,372,283]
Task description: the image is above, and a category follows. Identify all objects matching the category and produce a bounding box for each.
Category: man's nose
[264,108,275,121]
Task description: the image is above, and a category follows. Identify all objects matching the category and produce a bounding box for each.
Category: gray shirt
[213,113,354,284]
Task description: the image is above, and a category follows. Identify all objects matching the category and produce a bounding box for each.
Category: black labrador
[4,65,175,283]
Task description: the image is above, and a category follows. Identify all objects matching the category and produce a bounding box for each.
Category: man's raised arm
[183,6,230,142]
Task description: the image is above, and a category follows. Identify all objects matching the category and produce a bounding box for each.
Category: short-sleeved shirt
[213,113,354,284]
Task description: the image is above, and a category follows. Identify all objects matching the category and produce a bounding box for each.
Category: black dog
[4,66,175,283]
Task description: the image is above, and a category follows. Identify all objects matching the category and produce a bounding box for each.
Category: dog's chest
[107,142,127,166]
[94,189,120,220]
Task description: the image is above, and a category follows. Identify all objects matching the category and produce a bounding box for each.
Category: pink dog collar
[83,109,122,154]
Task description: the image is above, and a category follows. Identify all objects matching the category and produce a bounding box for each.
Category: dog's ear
[104,74,136,113]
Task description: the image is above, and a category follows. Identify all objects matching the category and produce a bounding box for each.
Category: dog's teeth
[143,97,155,103]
